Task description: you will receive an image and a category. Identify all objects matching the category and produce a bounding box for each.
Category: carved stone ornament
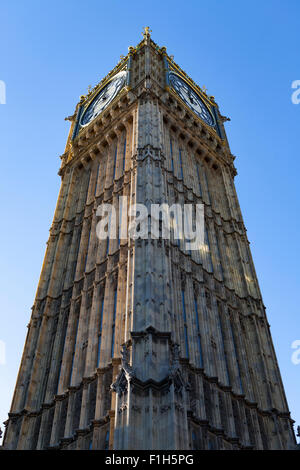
[111,344,135,395]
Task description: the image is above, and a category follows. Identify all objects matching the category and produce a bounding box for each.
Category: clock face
[169,72,215,127]
[80,71,127,127]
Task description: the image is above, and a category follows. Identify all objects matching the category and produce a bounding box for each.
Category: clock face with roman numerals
[80,71,127,127]
[169,71,215,127]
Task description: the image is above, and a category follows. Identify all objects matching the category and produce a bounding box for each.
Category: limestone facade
[3,31,296,450]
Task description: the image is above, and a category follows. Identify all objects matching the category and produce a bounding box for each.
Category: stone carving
[111,344,135,396]
[170,343,180,378]
[137,145,162,162]
[119,403,127,413]
[120,344,134,379]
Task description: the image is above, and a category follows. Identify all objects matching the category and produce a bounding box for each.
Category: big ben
[3,28,296,450]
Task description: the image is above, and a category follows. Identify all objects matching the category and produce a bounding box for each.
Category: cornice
[59,95,135,175]
[160,94,235,173]
[7,358,290,432]
[60,89,235,180]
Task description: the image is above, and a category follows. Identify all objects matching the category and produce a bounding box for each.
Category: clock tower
[3,29,296,450]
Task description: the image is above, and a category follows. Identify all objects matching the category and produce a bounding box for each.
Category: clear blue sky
[0,0,299,444]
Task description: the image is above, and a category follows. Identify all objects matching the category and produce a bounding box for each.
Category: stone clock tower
[3,29,296,450]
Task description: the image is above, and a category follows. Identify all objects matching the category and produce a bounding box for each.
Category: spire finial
[142,26,152,39]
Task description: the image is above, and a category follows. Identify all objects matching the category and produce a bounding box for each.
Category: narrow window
[208,439,215,450]
[94,163,100,196]
[204,227,213,273]
[84,227,91,271]
[69,315,80,385]
[170,138,174,172]
[111,289,117,358]
[55,316,68,394]
[112,145,118,180]
[204,170,211,204]
[97,298,104,367]
[105,210,111,256]
[104,430,110,450]
[196,163,202,196]
[179,148,183,179]
[216,305,230,385]
[192,431,198,450]
[182,290,189,358]
[118,195,122,247]
[123,137,126,172]
[229,316,244,394]
[194,297,204,368]
[215,232,224,280]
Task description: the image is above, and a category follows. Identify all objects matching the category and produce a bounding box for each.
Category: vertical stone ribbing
[3,34,295,451]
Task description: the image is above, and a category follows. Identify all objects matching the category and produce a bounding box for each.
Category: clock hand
[188,91,195,105]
